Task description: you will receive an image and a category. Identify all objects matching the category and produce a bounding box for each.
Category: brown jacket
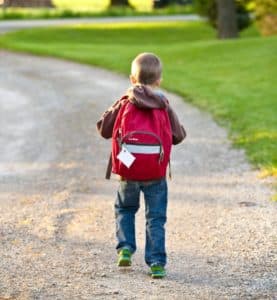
[97,85,186,144]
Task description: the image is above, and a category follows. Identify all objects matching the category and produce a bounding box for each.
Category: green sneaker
[117,248,132,267]
[150,265,166,279]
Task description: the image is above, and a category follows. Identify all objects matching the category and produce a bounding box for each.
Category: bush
[154,0,170,8]
[153,0,193,8]
[255,0,277,36]
[195,0,252,31]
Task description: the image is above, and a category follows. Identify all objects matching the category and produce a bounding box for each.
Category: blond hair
[131,52,162,85]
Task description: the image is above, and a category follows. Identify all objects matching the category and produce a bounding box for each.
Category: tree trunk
[4,0,54,7]
[110,0,129,6]
[216,0,238,39]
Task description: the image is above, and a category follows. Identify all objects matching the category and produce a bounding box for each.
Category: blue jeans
[115,179,168,267]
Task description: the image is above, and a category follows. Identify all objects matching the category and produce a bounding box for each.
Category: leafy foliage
[255,0,277,36]
[0,3,194,20]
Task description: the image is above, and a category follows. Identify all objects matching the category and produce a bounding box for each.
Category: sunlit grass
[259,167,277,179]
[74,21,202,30]
[0,21,276,181]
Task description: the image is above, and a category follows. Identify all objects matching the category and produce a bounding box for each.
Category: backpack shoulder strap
[105,96,129,180]
[105,152,112,180]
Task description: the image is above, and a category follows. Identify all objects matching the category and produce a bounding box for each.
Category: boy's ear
[155,78,162,87]
[130,75,137,85]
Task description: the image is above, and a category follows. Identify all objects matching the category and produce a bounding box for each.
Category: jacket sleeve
[167,105,187,145]
[96,97,125,139]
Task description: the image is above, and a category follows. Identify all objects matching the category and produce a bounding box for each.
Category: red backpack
[111,96,172,181]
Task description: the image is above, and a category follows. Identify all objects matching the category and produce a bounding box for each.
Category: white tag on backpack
[117,147,136,168]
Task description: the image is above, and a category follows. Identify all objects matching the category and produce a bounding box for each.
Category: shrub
[255,0,277,36]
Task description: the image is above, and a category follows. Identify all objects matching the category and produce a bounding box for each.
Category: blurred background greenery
[0,0,194,19]
[0,0,276,36]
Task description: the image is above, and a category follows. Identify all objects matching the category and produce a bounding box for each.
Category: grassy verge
[0,5,195,20]
[0,21,276,184]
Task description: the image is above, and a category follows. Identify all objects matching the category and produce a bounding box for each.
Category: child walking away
[97,53,186,279]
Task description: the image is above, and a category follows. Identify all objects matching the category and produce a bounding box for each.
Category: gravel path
[0,51,276,300]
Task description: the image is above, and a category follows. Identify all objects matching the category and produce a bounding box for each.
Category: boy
[97,53,186,278]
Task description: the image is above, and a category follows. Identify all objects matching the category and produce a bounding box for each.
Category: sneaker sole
[151,273,165,279]
[118,259,131,267]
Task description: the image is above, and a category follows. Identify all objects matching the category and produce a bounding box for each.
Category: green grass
[0,21,276,179]
[0,4,195,20]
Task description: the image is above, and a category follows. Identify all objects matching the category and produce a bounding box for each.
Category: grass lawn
[0,21,276,183]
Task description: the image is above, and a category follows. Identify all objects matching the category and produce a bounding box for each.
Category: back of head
[131,53,162,86]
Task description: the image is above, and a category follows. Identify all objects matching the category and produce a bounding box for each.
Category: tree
[195,0,250,39]
[216,0,238,38]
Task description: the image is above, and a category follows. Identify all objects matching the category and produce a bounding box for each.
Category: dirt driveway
[0,51,276,299]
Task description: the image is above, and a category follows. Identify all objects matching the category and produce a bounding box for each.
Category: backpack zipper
[118,130,164,163]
